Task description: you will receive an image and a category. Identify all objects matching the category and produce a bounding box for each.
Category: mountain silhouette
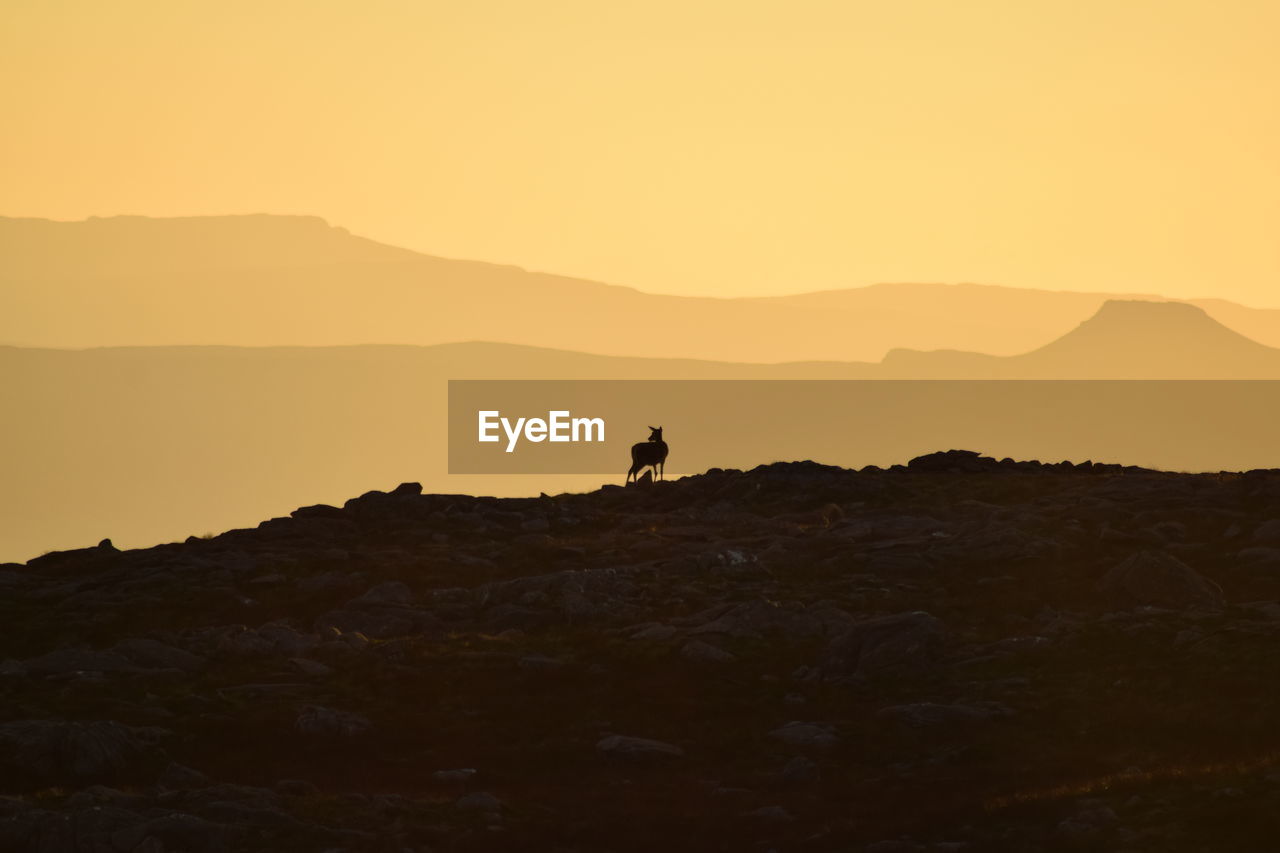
[11,218,1280,560]
[8,214,1280,360]
[11,308,1280,560]
[883,300,1280,378]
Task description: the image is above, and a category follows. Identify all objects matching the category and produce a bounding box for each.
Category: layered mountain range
[6,214,1280,363]
[6,214,1280,561]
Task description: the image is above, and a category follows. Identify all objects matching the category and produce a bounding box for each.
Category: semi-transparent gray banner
[448,379,1280,474]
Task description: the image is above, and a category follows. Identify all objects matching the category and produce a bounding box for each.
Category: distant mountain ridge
[7,214,1280,360]
[882,300,1280,378]
[9,306,1280,561]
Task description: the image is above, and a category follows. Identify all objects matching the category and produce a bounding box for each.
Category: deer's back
[631,440,669,463]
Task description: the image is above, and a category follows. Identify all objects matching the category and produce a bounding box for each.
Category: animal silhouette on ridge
[627,426,668,484]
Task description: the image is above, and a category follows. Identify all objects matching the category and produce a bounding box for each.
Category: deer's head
[648,426,663,442]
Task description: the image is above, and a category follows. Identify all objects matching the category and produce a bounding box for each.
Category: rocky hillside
[5,451,1280,851]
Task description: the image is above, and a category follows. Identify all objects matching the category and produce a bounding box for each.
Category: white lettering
[549,410,570,442]
[502,416,526,453]
[572,417,605,442]
[479,411,606,453]
[478,411,500,443]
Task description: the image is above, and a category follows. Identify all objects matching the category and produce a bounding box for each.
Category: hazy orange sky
[3,0,1279,303]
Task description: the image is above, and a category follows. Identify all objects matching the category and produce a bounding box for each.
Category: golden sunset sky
[3,0,1278,302]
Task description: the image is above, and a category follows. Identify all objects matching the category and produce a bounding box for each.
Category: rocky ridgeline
[5,450,1280,851]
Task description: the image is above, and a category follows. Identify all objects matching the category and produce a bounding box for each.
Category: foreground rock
[7,453,1280,851]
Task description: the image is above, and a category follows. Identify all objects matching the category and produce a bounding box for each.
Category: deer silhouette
[627,426,668,484]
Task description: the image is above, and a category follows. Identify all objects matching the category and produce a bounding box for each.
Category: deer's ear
[648,426,656,431]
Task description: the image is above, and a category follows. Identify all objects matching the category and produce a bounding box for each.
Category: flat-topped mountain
[884,299,1280,377]
[1021,299,1280,377]
[7,214,1280,360]
[5,452,1280,850]
[0,214,422,278]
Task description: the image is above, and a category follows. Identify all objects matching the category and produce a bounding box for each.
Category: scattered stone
[113,639,206,673]
[0,720,164,785]
[596,735,684,762]
[352,581,414,607]
[157,762,209,791]
[1100,551,1225,611]
[294,706,371,737]
[1057,804,1119,837]
[288,657,333,676]
[22,648,140,676]
[1253,520,1280,544]
[680,640,736,663]
[877,702,1011,727]
[822,612,944,679]
[781,755,820,785]
[769,721,839,748]
[746,805,794,822]
[456,791,502,813]
[629,623,677,642]
[275,779,320,796]
[518,654,566,672]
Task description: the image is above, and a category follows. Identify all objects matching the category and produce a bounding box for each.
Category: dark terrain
[5,450,1280,851]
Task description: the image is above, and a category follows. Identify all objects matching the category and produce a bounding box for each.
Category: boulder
[768,721,839,748]
[352,581,414,607]
[113,638,207,673]
[1253,519,1280,544]
[907,450,1002,474]
[596,735,683,762]
[295,706,372,737]
[1099,551,1224,611]
[318,584,438,639]
[456,791,503,813]
[157,761,211,791]
[0,720,164,785]
[111,812,243,853]
[876,702,1011,728]
[289,657,334,677]
[746,805,794,822]
[22,648,141,676]
[629,623,677,642]
[689,598,850,640]
[780,755,821,785]
[681,640,736,664]
[821,612,945,679]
